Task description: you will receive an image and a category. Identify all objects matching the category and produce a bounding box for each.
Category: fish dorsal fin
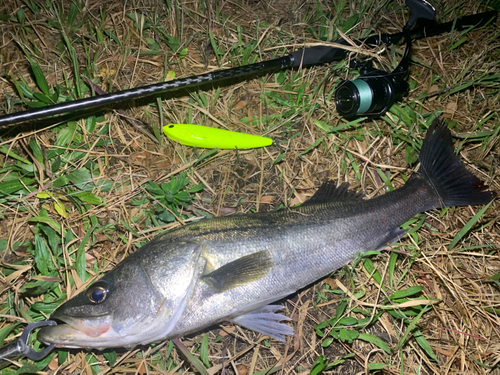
[203,251,272,293]
[301,180,364,206]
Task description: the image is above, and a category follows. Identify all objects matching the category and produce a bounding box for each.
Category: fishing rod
[0,1,497,369]
[0,2,496,129]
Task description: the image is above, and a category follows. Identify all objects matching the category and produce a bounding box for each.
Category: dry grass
[0,0,499,374]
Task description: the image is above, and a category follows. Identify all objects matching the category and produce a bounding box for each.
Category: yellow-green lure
[163,124,272,149]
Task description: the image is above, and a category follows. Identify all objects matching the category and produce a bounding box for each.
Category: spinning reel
[0,0,494,129]
[334,0,436,119]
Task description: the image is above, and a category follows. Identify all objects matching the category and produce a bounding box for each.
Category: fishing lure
[163,124,272,149]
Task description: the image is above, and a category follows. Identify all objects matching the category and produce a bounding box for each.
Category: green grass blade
[358,333,392,353]
[172,338,209,375]
[389,286,423,300]
[76,224,96,282]
[448,200,494,250]
[200,334,210,368]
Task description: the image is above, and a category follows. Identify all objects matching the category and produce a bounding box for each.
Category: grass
[0,0,499,374]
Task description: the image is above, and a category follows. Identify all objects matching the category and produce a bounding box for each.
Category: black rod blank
[0,10,495,130]
[0,56,292,129]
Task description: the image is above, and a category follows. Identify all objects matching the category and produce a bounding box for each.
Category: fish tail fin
[417,120,495,207]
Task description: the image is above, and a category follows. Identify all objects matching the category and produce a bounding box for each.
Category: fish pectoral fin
[202,251,272,293]
[375,227,407,250]
[230,305,293,342]
[301,180,364,207]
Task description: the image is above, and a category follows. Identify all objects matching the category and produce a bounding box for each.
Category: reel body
[333,0,435,119]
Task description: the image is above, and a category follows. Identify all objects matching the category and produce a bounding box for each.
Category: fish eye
[86,281,109,304]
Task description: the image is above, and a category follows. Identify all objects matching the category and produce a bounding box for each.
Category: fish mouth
[38,322,88,347]
[38,311,113,348]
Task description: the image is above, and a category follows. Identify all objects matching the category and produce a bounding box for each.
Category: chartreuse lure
[163,124,272,149]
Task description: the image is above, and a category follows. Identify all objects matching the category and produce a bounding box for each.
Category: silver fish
[39,121,495,349]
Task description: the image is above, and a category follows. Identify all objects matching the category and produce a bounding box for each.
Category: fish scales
[166,177,438,337]
[38,121,495,349]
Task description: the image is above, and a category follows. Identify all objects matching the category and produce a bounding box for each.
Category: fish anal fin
[203,251,272,293]
[301,180,364,207]
[375,227,407,251]
[230,305,293,342]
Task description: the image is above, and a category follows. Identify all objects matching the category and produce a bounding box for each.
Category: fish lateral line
[36,119,496,350]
